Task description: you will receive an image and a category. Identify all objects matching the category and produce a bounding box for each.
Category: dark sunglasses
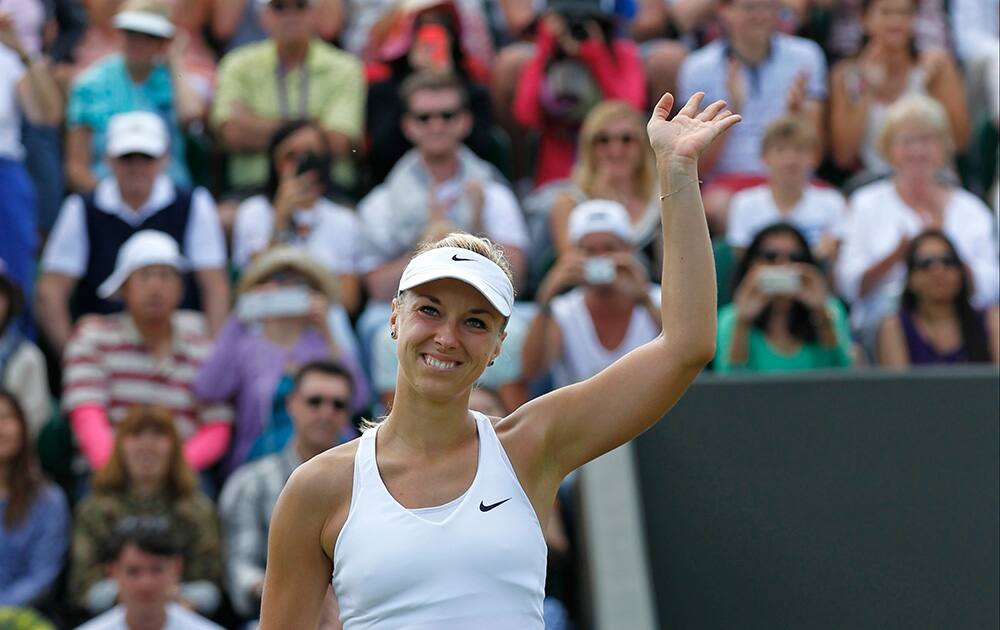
[409,109,462,124]
[594,132,638,146]
[758,249,808,264]
[269,0,309,11]
[913,255,960,271]
[304,395,350,411]
[117,152,157,163]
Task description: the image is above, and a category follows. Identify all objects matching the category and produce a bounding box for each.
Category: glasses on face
[594,131,638,147]
[408,109,462,124]
[913,254,960,271]
[303,395,350,411]
[269,0,309,12]
[758,249,808,264]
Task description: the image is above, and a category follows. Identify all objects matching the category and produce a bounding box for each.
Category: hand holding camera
[274,158,324,234]
[536,249,588,306]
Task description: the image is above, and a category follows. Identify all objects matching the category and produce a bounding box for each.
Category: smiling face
[591,118,644,181]
[907,235,963,303]
[886,120,948,179]
[391,278,506,402]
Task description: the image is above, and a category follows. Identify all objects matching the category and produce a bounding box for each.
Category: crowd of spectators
[0,0,998,628]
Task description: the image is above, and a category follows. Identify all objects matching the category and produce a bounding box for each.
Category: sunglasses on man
[303,395,350,411]
[408,109,462,124]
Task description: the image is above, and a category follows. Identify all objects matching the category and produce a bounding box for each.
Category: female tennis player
[259,92,740,629]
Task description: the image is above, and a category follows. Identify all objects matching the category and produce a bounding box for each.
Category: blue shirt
[0,483,70,606]
[678,34,827,176]
[66,55,191,187]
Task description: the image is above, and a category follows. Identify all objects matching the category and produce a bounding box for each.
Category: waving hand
[647,92,742,164]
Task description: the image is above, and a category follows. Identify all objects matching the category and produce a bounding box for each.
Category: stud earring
[390,328,397,339]
[487,360,495,367]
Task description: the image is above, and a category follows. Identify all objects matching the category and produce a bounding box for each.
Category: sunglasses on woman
[913,255,960,271]
[304,395,350,411]
[758,249,808,264]
[594,132,638,146]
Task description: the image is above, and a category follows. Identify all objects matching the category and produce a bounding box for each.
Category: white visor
[113,11,176,39]
[398,247,514,317]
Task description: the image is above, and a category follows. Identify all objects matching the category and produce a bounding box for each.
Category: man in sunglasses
[37,111,229,354]
[219,360,355,627]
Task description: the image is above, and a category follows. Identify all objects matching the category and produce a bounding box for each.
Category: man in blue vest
[36,111,229,354]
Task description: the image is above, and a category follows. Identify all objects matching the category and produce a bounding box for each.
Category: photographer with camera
[232,119,363,315]
[717,222,853,373]
[522,199,661,389]
[512,0,645,187]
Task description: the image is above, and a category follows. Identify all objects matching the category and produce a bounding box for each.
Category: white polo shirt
[41,175,227,277]
[74,602,224,630]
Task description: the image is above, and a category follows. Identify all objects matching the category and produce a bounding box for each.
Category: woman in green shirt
[716,223,853,373]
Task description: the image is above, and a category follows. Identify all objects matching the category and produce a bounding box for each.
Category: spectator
[365,0,494,185]
[211,0,345,54]
[69,405,223,619]
[513,0,645,187]
[829,0,968,181]
[548,100,661,277]
[60,230,233,473]
[72,515,223,630]
[0,390,70,609]
[629,0,689,108]
[37,111,229,353]
[726,115,846,264]
[678,0,827,233]
[716,222,853,373]
[522,200,661,388]
[212,0,364,195]
[0,262,50,441]
[232,119,364,315]
[359,71,529,303]
[194,247,369,475]
[218,361,353,624]
[835,95,999,345]
[0,10,64,306]
[877,230,1000,366]
[65,0,204,192]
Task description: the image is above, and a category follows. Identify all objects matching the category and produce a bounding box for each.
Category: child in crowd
[726,115,847,267]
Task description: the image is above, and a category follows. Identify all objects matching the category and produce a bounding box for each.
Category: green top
[715,297,854,373]
[212,39,364,191]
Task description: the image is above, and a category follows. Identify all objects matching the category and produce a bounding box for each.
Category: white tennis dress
[332,411,546,629]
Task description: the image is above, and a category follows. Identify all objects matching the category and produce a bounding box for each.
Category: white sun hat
[98,230,188,299]
[567,199,633,244]
[398,247,514,317]
[106,111,169,158]
[113,8,175,39]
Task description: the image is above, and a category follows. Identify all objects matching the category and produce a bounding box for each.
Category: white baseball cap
[113,9,175,38]
[106,111,169,158]
[567,199,633,244]
[98,230,188,299]
[398,247,514,317]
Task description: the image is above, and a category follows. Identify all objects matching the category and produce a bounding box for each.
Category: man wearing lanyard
[212,0,364,196]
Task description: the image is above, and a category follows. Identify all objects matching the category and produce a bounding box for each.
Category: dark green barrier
[634,367,999,630]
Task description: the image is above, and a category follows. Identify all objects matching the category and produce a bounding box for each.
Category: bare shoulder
[275,438,361,558]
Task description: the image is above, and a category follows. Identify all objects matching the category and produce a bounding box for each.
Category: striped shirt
[63,311,232,439]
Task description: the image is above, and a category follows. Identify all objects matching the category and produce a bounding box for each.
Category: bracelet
[659,179,703,200]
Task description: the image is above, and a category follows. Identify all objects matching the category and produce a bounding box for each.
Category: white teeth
[424,355,458,369]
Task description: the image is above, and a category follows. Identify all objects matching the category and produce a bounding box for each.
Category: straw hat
[237,246,339,303]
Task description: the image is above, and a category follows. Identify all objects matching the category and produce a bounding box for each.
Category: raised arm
[509,92,739,479]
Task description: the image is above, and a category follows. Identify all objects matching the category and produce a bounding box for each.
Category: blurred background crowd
[0,0,998,628]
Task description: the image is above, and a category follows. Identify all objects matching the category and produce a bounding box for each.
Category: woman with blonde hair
[549,100,661,276]
[259,92,739,629]
[836,94,999,347]
[69,405,222,617]
[194,247,369,475]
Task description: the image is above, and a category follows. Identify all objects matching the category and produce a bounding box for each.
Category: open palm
[646,92,741,163]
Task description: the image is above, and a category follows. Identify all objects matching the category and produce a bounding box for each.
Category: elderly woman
[835,94,1000,347]
[69,405,221,617]
[193,247,369,475]
[548,100,661,277]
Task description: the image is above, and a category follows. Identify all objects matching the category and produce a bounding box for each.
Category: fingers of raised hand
[697,99,728,122]
[677,92,705,119]
[650,92,675,120]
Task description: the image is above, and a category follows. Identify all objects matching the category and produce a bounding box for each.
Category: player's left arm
[504,93,739,482]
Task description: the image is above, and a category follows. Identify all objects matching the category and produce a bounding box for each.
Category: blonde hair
[573,101,656,200]
[877,94,953,160]
[412,232,516,292]
[93,406,198,500]
[760,114,820,154]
